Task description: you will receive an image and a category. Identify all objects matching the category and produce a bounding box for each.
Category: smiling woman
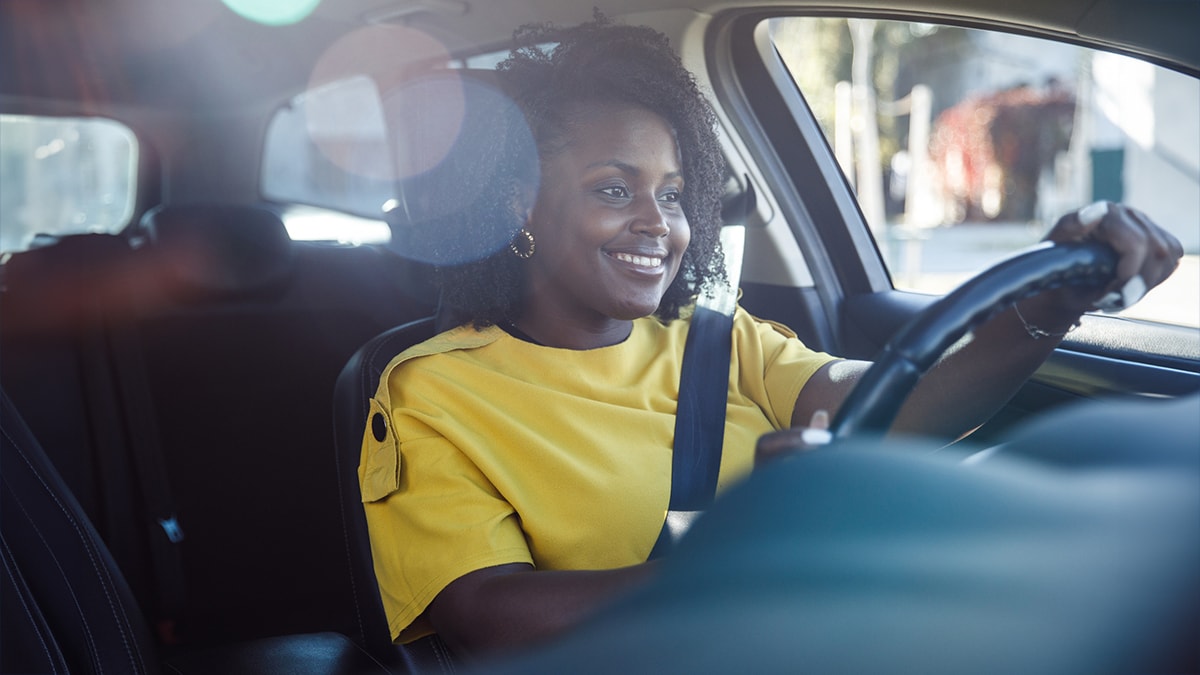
[358,17,795,654]
[355,12,1185,661]
[1,0,1195,673]
[518,103,692,344]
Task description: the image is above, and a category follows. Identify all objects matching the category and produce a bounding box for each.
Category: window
[767,18,1199,327]
[262,75,394,244]
[0,115,137,254]
[259,42,561,246]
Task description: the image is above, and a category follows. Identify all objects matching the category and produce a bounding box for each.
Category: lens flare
[303,25,454,182]
[221,0,321,26]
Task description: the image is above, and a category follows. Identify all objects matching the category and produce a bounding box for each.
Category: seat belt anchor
[158,516,185,544]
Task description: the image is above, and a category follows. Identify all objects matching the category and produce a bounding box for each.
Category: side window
[0,115,137,254]
[766,18,1199,328]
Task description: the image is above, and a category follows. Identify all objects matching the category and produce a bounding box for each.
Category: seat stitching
[0,537,68,673]
[2,424,149,673]
[3,476,104,671]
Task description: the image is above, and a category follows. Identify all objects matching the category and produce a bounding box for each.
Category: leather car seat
[0,389,394,675]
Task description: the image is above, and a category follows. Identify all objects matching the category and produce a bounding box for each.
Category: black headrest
[140,204,294,300]
[381,69,539,266]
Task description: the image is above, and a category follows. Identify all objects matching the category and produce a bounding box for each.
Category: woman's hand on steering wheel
[1041,201,1183,314]
[755,410,831,467]
[766,200,1185,448]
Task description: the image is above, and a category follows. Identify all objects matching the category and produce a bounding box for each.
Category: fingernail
[1121,274,1146,306]
[1093,275,1146,313]
[1094,291,1123,312]
[801,428,833,447]
[1077,201,1109,227]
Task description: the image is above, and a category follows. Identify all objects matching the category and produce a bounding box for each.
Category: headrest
[1,234,144,335]
[382,68,539,266]
[140,204,294,300]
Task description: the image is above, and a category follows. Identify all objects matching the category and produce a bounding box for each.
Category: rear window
[0,114,137,254]
[261,75,395,244]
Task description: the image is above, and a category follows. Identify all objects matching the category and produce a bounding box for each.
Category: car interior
[1,1,1197,674]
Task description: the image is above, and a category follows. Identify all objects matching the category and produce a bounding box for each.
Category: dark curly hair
[435,13,727,327]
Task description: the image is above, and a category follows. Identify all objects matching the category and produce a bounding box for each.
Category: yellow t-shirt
[359,306,836,641]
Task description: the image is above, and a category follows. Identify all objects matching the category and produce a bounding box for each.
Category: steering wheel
[828,241,1118,440]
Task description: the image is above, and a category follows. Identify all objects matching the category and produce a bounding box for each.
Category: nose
[630,195,670,238]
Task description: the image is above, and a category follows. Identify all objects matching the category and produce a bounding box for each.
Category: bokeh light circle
[222,0,322,26]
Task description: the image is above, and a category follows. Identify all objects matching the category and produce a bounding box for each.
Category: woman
[360,16,1182,656]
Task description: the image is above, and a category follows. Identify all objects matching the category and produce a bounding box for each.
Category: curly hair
[435,13,727,327]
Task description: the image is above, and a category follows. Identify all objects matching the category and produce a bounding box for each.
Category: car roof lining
[1,0,1195,115]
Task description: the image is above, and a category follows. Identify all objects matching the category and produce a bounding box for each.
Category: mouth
[608,251,666,269]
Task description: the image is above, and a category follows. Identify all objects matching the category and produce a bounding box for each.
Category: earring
[509,228,536,259]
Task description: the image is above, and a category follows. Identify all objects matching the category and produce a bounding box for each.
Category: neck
[511,310,633,350]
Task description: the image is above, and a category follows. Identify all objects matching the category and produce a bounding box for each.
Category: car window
[262,74,395,244]
[766,18,1199,328]
[260,43,561,247]
[0,114,137,254]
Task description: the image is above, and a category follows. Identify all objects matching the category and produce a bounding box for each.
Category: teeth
[613,252,663,268]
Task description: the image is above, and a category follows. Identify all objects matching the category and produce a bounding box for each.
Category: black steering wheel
[828,241,1118,440]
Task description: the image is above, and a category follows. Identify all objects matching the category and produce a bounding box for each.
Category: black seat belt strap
[104,319,189,643]
[647,304,734,559]
[648,200,749,559]
[672,305,733,510]
[648,272,739,559]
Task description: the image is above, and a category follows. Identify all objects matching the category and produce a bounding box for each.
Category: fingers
[1046,201,1183,304]
[1045,199,1107,243]
[1129,207,1184,286]
[1103,204,1183,292]
[755,410,832,468]
[809,409,829,430]
[801,409,832,446]
[1101,206,1150,288]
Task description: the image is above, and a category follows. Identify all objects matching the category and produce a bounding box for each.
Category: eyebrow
[586,159,683,182]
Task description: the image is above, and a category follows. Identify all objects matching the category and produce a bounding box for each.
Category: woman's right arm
[427,560,659,656]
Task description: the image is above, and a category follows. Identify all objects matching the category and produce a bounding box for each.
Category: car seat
[0,388,394,675]
[327,65,535,671]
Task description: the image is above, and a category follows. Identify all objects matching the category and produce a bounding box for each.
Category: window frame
[705,8,1200,376]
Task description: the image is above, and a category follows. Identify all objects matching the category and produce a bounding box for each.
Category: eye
[658,188,682,204]
[598,186,630,199]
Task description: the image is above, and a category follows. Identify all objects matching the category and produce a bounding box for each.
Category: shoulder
[728,305,834,368]
[731,305,799,340]
[375,323,503,391]
[395,323,502,364]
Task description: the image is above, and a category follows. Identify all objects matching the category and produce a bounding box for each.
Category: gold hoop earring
[509,228,536,259]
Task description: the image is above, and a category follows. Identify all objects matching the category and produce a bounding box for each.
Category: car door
[703,9,1200,444]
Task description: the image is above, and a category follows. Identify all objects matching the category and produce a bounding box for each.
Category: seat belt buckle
[158,516,185,543]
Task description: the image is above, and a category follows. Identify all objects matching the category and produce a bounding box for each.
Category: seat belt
[101,319,189,644]
[648,221,745,559]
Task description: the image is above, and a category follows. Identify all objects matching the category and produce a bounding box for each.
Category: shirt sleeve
[360,371,533,643]
[732,307,839,428]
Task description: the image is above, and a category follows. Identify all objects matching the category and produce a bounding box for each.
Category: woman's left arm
[793,202,1183,441]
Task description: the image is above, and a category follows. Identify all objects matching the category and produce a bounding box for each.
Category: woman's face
[522,103,690,328]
